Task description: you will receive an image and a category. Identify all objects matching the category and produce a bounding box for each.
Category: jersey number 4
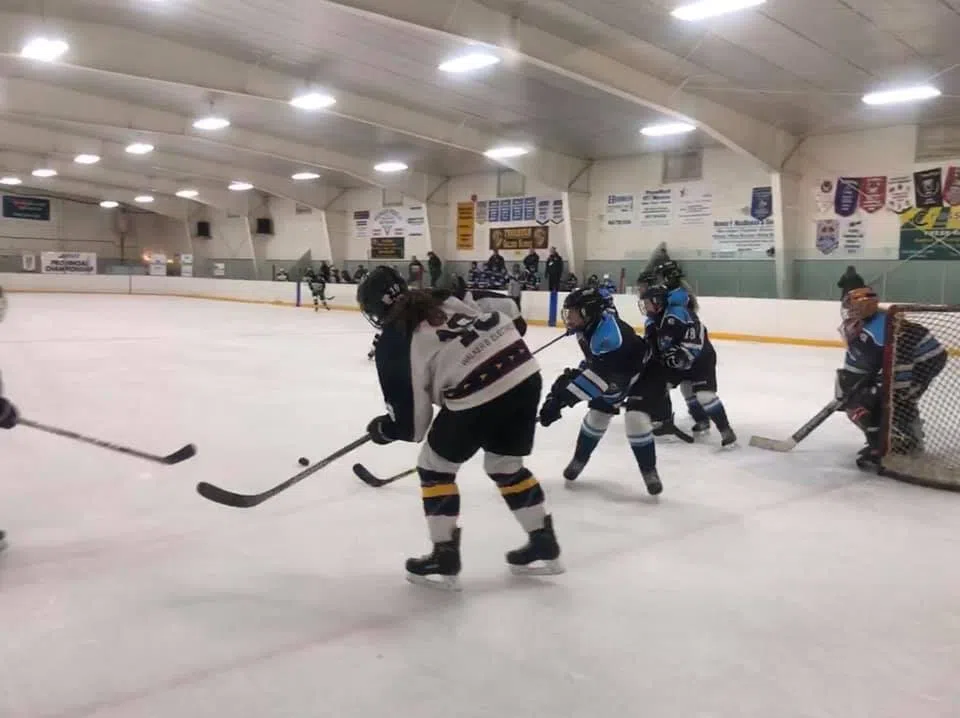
[437,312,500,347]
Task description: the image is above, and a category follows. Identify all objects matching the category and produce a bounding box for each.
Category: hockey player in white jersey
[0,286,18,552]
[357,266,562,589]
[449,277,527,337]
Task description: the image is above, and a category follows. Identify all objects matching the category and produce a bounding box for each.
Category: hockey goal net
[880,304,960,491]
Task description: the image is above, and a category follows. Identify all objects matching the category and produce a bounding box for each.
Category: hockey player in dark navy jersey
[641,283,737,446]
[357,266,562,589]
[837,287,946,469]
[539,287,666,495]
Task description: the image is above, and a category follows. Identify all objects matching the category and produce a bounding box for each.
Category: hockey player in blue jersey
[837,287,946,470]
[641,283,737,446]
[539,287,666,495]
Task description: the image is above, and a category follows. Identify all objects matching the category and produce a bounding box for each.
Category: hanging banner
[40,251,96,274]
[840,218,865,256]
[913,168,943,208]
[475,201,487,224]
[456,201,475,250]
[3,195,50,221]
[605,194,634,226]
[815,179,835,215]
[370,236,404,260]
[943,167,960,206]
[352,210,370,241]
[834,178,861,217]
[489,226,549,251]
[886,175,914,213]
[675,185,713,225]
[815,219,839,255]
[750,186,773,221]
[899,206,960,260]
[535,199,550,225]
[638,188,673,227]
[710,218,775,259]
[858,176,887,213]
[551,199,564,224]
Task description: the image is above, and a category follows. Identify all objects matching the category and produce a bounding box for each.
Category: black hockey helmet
[639,284,669,316]
[563,286,611,331]
[356,265,408,329]
[656,260,683,289]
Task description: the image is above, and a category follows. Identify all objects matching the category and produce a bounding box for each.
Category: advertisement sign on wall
[370,236,405,260]
[40,251,97,274]
[489,226,549,251]
[3,195,51,221]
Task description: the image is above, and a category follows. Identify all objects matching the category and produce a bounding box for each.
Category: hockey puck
[298,457,310,467]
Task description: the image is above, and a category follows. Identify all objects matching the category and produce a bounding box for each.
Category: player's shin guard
[417,468,460,543]
[574,410,611,462]
[625,410,662,495]
[680,382,710,430]
[696,391,732,430]
[486,455,547,533]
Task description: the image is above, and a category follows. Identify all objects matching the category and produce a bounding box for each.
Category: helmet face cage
[841,287,878,322]
[563,288,607,331]
[639,285,667,317]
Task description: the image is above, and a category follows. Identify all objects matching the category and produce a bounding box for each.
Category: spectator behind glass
[545,247,563,292]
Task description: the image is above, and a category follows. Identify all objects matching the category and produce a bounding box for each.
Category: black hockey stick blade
[353,463,417,487]
[197,434,371,508]
[671,425,696,444]
[19,418,197,466]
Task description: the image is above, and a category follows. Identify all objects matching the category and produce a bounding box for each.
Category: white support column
[770,171,795,299]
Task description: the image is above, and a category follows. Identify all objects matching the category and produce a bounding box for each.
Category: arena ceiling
[0,0,957,217]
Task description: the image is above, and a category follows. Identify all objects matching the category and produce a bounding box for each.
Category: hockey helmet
[656,260,683,289]
[639,284,668,316]
[356,265,408,329]
[841,286,879,322]
[562,286,611,331]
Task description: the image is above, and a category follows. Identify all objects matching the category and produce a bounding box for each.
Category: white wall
[259,197,331,262]
[585,148,772,261]
[342,188,432,263]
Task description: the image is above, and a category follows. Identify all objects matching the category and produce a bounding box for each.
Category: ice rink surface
[2,294,959,718]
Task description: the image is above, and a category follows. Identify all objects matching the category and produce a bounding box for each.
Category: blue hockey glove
[366,414,398,445]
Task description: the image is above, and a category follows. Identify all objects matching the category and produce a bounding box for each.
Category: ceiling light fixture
[176,189,199,199]
[192,116,231,131]
[438,51,500,73]
[862,85,941,106]
[671,0,765,21]
[291,171,321,180]
[125,142,154,155]
[135,195,154,203]
[483,145,529,159]
[289,92,336,110]
[374,161,408,173]
[0,177,22,185]
[74,154,101,164]
[20,37,69,62]
[100,200,119,209]
[228,181,253,191]
[32,168,57,178]
[640,122,697,136]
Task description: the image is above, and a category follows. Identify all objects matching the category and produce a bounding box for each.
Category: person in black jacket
[523,248,540,276]
[486,249,506,275]
[545,247,563,292]
[837,265,865,298]
[427,251,442,287]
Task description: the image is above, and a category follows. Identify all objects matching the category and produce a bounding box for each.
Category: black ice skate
[692,420,711,435]
[642,468,663,496]
[563,458,586,483]
[507,515,564,576]
[405,528,462,591]
[855,445,881,473]
[720,427,738,447]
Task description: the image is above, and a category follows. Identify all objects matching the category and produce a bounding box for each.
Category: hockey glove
[366,414,398,445]
[549,368,580,397]
[0,397,18,429]
[662,349,690,371]
[538,396,564,427]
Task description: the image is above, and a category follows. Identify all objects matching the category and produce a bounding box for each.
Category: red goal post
[879,304,960,491]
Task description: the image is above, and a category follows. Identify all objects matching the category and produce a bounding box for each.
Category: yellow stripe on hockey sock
[499,476,539,496]
[422,483,459,499]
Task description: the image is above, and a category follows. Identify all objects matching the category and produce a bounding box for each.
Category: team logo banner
[943,167,960,206]
[750,186,773,221]
[815,219,839,255]
[913,168,943,208]
[40,251,96,274]
[886,175,914,213]
[815,179,834,215]
[858,176,886,213]
[834,177,860,217]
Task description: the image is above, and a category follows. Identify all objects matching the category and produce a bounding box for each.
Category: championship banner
[834,177,860,217]
[899,206,960,260]
[489,226,549,251]
[814,179,834,215]
[815,219,839,255]
[371,236,404,260]
[914,168,942,208]
[456,201,475,250]
[3,195,50,221]
[40,251,96,274]
[943,167,960,206]
[750,186,772,221]
[858,176,886,213]
[886,175,914,213]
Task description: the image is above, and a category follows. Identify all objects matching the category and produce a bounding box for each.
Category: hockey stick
[749,376,871,452]
[353,331,571,488]
[197,434,370,508]
[19,418,196,465]
[655,421,695,444]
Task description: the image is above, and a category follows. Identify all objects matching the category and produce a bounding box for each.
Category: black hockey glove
[539,396,564,427]
[0,397,18,429]
[549,368,580,397]
[366,414,398,445]
[662,348,689,371]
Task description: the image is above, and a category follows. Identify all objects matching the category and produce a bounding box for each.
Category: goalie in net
[837,287,952,487]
